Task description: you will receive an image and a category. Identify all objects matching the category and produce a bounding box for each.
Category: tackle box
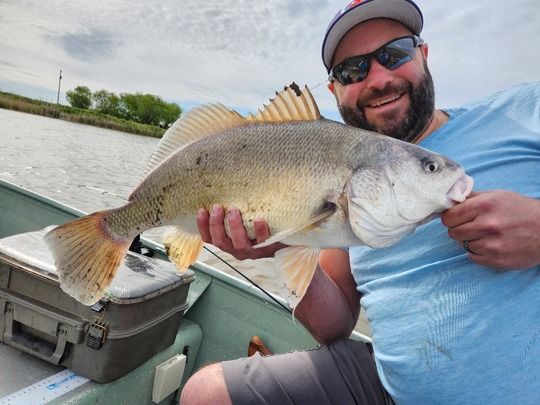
[0,227,194,383]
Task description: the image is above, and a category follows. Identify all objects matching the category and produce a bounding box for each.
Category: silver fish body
[44,85,473,306]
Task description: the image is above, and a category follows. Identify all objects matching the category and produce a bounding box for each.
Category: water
[0,108,370,336]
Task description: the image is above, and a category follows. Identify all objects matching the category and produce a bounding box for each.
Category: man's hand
[442,190,540,270]
[197,204,286,260]
[197,205,360,342]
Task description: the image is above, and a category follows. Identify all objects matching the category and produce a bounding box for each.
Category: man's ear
[420,43,429,60]
[327,81,335,94]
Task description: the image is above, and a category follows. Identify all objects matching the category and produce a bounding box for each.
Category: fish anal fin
[246,83,321,123]
[254,209,333,248]
[274,246,320,309]
[163,227,204,274]
[143,103,246,176]
[43,212,132,306]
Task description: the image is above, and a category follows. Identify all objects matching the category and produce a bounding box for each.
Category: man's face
[329,19,435,143]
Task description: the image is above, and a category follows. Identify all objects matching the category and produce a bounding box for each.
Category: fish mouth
[446,174,474,203]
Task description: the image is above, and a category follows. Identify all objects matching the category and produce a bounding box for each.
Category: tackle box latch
[87,320,108,350]
[90,299,108,314]
[87,298,109,350]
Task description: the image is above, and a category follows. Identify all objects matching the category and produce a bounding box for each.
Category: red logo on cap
[347,0,367,9]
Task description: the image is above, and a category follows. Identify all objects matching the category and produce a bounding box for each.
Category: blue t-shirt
[350,82,540,404]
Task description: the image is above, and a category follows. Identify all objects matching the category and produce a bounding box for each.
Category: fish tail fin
[163,226,204,274]
[273,246,320,309]
[44,211,132,306]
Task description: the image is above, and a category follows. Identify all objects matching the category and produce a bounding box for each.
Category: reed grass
[0,92,166,138]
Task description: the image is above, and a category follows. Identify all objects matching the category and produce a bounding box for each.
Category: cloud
[419,0,540,107]
[0,0,538,120]
[57,30,118,61]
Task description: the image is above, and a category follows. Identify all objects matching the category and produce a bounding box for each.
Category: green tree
[119,92,181,127]
[162,102,182,128]
[66,86,92,109]
[119,93,140,121]
[92,89,121,116]
[138,94,163,126]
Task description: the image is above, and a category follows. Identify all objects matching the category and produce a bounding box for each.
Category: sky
[1,0,538,121]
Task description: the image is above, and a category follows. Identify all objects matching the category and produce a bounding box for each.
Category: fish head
[347,141,473,248]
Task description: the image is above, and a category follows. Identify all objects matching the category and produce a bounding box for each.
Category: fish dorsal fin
[246,83,321,122]
[144,103,245,175]
[144,83,319,175]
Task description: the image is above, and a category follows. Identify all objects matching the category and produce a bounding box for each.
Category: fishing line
[202,246,292,314]
[76,184,128,200]
[309,80,329,91]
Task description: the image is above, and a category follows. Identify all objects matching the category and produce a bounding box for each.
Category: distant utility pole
[57,69,62,104]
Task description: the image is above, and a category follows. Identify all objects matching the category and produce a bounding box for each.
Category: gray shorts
[222,339,394,405]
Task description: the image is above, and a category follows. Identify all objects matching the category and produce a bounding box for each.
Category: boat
[0,178,369,404]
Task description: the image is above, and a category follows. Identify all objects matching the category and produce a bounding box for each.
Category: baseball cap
[322,0,424,72]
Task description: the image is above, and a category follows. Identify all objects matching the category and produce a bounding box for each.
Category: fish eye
[423,160,439,173]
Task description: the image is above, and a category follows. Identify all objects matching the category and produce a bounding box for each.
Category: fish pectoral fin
[163,227,204,274]
[273,246,320,309]
[43,211,132,306]
[246,83,321,123]
[254,210,334,248]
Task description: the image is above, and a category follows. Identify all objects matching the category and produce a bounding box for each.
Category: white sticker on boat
[0,369,89,404]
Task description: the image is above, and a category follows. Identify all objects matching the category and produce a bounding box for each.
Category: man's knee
[180,362,232,405]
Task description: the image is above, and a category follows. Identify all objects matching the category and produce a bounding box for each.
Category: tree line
[66,86,182,128]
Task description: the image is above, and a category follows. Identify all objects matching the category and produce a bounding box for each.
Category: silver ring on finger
[463,240,477,255]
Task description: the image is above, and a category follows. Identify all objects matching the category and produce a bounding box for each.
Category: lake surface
[0,108,370,335]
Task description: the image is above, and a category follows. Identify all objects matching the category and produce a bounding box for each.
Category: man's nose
[364,57,394,89]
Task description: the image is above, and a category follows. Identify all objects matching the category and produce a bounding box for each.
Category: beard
[336,61,435,143]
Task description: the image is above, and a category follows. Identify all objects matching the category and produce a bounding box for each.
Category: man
[181,0,540,403]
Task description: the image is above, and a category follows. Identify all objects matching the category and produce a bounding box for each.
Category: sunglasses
[328,35,424,86]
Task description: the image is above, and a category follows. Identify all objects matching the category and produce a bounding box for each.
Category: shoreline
[0,92,166,138]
